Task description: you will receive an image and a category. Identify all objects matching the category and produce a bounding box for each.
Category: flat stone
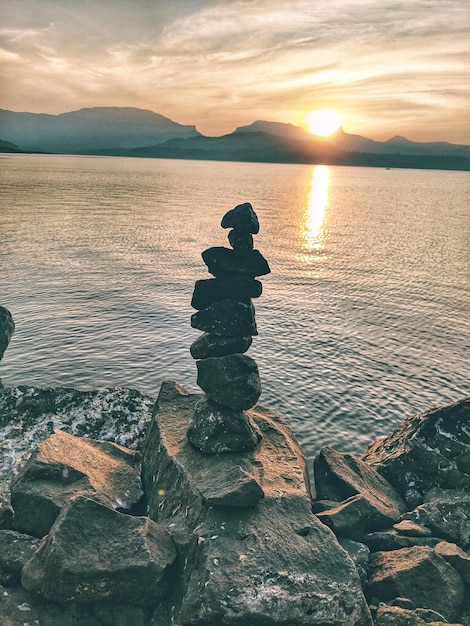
[187,397,261,453]
[228,228,254,250]
[367,546,465,622]
[10,429,144,537]
[202,246,270,277]
[0,306,14,361]
[361,530,441,552]
[374,605,434,626]
[191,299,257,337]
[392,519,432,537]
[190,333,252,359]
[141,381,373,626]
[221,202,260,234]
[191,276,262,310]
[21,496,177,605]
[197,464,264,508]
[363,398,470,503]
[313,446,406,532]
[196,354,261,410]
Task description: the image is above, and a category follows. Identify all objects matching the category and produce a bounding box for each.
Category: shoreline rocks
[0,384,468,624]
[0,306,15,362]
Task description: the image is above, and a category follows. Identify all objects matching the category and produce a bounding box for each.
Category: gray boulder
[362,397,470,503]
[187,396,261,453]
[0,530,40,586]
[21,495,176,605]
[196,353,262,410]
[202,246,270,277]
[191,298,257,337]
[190,332,252,359]
[141,381,373,626]
[221,202,260,234]
[402,488,470,549]
[191,276,262,310]
[313,446,406,534]
[367,545,465,622]
[10,429,144,537]
[0,306,15,361]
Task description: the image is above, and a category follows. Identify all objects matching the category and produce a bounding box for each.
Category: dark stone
[313,446,406,532]
[0,306,14,361]
[362,398,470,503]
[196,354,262,410]
[221,202,260,234]
[191,299,257,337]
[191,276,262,310]
[374,605,433,626]
[367,546,465,622]
[202,246,270,277]
[228,229,254,250]
[10,429,144,537]
[21,496,177,605]
[141,381,373,626]
[0,530,41,586]
[337,537,370,588]
[402,489,470,549]
[187,397,261,453]
[190,333,252,359]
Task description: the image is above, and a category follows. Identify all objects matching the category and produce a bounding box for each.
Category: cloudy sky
[1,0,469,142]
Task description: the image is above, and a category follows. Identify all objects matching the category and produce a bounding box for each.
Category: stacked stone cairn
[187,202,270,453]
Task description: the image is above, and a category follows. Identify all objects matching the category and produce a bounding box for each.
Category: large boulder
[21,496,176,605]
[10,429,144,537]
[362,398,470,504]
[0,306,15,361]
[367,545,465,622]
[141,381,372,626]
[313,446,406,536]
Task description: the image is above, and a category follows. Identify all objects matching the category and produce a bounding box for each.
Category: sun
[305,109,344,137]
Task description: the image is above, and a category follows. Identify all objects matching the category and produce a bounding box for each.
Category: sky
[1,0,469,143]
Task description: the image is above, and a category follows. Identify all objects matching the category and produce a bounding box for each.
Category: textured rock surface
[142,381,372,625]
[0,530,40,586]
[11,429,144,537]
[367,546,465,622]
[21,496,176,605]
[0,305,15,361]
[220,201,260,233]
[190,332,252,359]
[187,396,261,453]
[196,353,262,410]
[363,398,470,503]
[0,384,153,508]
[191,298,257,337]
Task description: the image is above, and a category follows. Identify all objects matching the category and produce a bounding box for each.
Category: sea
[1,154,469,464]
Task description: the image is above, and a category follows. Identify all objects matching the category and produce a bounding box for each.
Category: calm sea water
[1,154,469,463]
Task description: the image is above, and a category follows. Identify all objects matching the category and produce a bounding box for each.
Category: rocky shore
[1,204,469,625]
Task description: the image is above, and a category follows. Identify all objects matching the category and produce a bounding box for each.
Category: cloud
[0,0,469,141]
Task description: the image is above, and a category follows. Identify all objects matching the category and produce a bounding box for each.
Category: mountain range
[1,107,469,171]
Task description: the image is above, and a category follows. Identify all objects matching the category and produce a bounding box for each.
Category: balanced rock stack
[187,202,270,453]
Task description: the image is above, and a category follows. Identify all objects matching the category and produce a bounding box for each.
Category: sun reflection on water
[300,165,330,259]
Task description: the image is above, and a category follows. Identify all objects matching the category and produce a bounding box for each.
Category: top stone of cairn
[221,202,259,234]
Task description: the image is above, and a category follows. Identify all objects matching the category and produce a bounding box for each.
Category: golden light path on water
[300,164,330,262]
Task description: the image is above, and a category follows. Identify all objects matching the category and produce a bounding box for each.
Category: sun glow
[305,109,343,137]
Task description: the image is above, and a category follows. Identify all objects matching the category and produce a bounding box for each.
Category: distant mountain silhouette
[0,107,200,153]
[0,138,25,153]
[1,107,469,170]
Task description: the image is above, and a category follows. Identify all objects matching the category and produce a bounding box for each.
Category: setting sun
[305,109,344,137]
